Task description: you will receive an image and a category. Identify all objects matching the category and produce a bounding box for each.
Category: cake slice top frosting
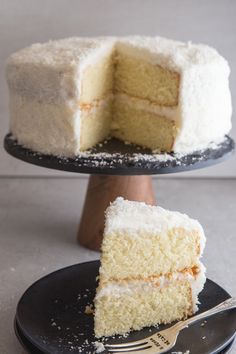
[105,197,206,253]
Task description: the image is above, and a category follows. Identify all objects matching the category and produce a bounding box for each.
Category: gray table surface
[0,177,235,354]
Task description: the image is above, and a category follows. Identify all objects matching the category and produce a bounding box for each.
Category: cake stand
[4,133,235,251]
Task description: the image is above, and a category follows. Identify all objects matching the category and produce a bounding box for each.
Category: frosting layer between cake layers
[6,36,232,156]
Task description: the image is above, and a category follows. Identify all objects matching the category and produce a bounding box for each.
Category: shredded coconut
[85,304,94,314]
[94,341,105,353]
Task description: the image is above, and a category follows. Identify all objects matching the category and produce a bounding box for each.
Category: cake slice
[94,197,206,337]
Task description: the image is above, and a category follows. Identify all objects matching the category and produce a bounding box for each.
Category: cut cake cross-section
[94,197,206,337]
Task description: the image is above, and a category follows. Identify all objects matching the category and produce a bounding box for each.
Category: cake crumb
[85,304,94,314]
[200,319,207,327]
[94,341,105,353]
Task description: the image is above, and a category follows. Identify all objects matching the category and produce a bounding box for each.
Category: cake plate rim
[4,133,235,175]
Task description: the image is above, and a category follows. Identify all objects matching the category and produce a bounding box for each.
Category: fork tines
[105,340,151,352]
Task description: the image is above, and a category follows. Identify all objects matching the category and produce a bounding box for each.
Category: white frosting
[6,36,232,155]
[105,197,206,255]
[6,37,115,104]
[114,93,177,121]
[96,262,206,311]
[191,262,206,312]
[175,60,232,152]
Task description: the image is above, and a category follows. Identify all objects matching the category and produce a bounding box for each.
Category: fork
[104,296,236,353]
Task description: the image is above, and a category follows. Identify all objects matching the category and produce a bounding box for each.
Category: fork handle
[176,297,236,330]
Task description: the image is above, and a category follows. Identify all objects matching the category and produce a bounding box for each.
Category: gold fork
[104,297,236,353]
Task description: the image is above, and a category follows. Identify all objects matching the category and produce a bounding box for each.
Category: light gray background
[0,0,235,176]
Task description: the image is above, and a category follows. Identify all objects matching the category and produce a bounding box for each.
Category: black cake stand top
[4,133,235,175]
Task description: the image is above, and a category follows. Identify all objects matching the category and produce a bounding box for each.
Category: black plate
[4,134,234,175]
[15,261,236,354]
[14,321,236,354]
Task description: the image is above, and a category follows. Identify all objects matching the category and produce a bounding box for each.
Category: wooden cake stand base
[77,175,156,250]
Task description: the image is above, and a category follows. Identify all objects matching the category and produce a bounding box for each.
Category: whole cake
[6,36,231,156]
[94,197,206,337]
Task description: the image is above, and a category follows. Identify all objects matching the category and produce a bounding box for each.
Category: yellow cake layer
[94,278,193,337]
[100,227,201,282]
[111,100,177,151]
[114,52,180,106]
